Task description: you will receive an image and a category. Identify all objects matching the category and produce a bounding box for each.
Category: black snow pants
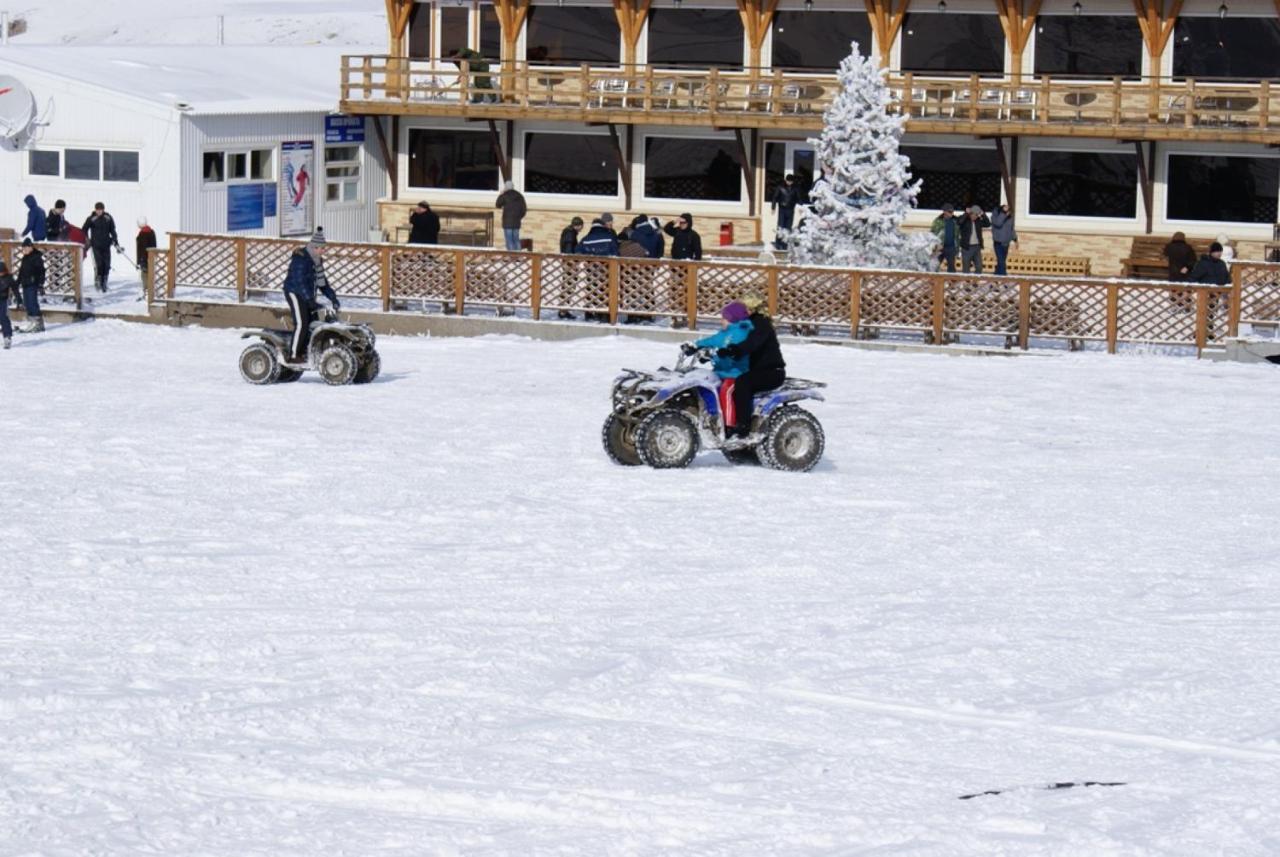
[285,289,312,362]
[733,366,786,434]
[92,245,112,290]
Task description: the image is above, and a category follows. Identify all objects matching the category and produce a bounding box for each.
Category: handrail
[161,231,1278,356]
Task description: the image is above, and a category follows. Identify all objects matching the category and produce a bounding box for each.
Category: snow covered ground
[3,320,1280,855]
[7,0,384,46]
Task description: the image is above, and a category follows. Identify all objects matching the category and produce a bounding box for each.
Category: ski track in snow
[2,320,1280,855]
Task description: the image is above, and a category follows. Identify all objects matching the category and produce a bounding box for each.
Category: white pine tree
[786,42,937,271]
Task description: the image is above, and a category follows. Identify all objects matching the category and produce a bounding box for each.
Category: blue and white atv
[239,306,380,386]
[603,346,827,471]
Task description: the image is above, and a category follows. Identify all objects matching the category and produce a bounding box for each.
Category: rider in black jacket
[718,297,786,439]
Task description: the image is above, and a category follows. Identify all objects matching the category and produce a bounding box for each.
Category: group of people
[930,203,1018,276]
[1162,232,1234,286]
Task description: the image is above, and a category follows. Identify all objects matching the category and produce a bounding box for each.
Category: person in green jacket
[448,48,494,103]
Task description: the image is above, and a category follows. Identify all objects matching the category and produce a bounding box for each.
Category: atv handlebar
[675,345,714,372]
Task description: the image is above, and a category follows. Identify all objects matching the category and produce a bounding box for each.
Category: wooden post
[1229,263,1242,337]
[931,277,946,345]
[766,266,779,317]
[1134,0,1183,121]
[849,271,862,338]
[530,254,542,320]
[234,238,247,303]
[738,0,780,72]
[865,0,907,72]
[994,0,1042,85]
[380,244,393,312]
[1261,79,1272,130]
[1134,140,1154,235]
[72,245,83,309]
[1194,287,1208,355]
[613,0,653,68]
[1106,283,1119,354]
[167,232,177,299]
[453,249,466,315]
[685,264,698,329]
[1018,280,1031,350]
[607,258,620,324]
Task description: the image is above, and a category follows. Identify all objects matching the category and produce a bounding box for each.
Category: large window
[203,148,273,185]
[647,9,744,68]
[1034,16,1142,78]
[29,150,59,177]
[481,4,502,59]
[1173,17,1280,79]
[408,3,431,58]
[771,11,871,71]
[526,6,619,64]
[65,149,101,181]
[1028,150,1137,219]
[645,137,742,201]
[103,151,140,182]
[901,146,1001,211]
[524,133,618,195]
[1166,154,1279,224]
[900,14,1005,75]
[325,144,362,203]
[408,128,501,190]
[440,7,470,58]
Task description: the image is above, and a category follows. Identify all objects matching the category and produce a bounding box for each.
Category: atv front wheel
[601,413,642,466]
[757,406,825,472]
[239,343,280,385]
[635,409,699,469]
[354,351,381,384]
[317,344,358,386]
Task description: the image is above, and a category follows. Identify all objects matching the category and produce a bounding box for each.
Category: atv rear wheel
[721,446,760,466]
[239,343,280,385]
[601,413,642,466]
[635,409,699,469]
[317,344,358,386]
[354,351,381,384]
[757,406,824,472]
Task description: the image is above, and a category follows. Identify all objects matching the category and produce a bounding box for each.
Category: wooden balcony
[341,56,1280,143]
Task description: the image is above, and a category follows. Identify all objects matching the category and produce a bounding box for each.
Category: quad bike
[603,346,827,472]
[239,306,380,386]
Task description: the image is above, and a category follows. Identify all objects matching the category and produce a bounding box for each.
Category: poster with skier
[279,141,315,237]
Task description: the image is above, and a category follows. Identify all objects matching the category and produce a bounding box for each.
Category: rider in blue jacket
[684,301,754,433]
[282,228,339,362]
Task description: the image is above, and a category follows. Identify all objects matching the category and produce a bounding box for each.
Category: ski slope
[2,321,1279,855]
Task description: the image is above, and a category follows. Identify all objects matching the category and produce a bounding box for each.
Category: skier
[771,174,802,250]
[663,213,702,261]
[282,229,340,364]
[136,217,157,279]
[21,195,47,242]
[17,238,45,333]
[717,294,786,441]
[683,301,754,436]
[82,202,120,293]
[408,201,440,245]
[0,260,16,349]
[46,199,69,242]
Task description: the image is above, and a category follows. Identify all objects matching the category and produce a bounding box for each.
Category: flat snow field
[2,320,1279,856]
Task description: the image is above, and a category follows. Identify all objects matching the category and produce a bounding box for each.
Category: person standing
[82,202,120,293]
[989,204,1017,276]
[577,216,619,322]
[22,195,47,242]
[559,216,583,254]
[770,174,801,250]
[1190,241,1230,285]
[135,217,157,280]
[46,200,69,242]
[447,47,494,103]
[1163,232,1197,281]
[17,238,45,333]
[408,201,440,245]
[0,260,16,349]
[663,213,702,261]
[930,204,958,272]
[958,205,990,274]
[495,181,527,251]
[556,217,585,319]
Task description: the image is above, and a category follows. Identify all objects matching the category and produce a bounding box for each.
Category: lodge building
[342,0,1280,273]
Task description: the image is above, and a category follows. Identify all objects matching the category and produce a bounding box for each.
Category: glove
[332,301,340,313]
[680,342,699,356]
[114,243,124,253]
[718,344,743,359]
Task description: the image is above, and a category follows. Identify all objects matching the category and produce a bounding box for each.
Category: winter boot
[26,317,45,333]
[3,337,10,350]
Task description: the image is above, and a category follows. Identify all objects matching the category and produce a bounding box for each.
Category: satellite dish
[0,75,38,151]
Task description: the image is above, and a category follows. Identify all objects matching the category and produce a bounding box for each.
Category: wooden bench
[978,252,1091,277]
[1121,235,1213,280]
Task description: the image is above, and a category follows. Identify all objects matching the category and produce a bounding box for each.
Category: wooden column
[1133,0,1183,117]
[607,123,633,210]
[994,0,1041,84]
[992,136,1015,210]
[733,128,757,216]
[864,0,907,71]
[488,119,511,182]
[613,0,652,68]
[737,0,780,73]
[493,0,532,99]
[385,0,415,96]
[1132,140,1154,234]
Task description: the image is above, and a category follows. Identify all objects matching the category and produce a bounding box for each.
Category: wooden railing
[156,233,1280,355]
[2,240,83,309]
[340,56,1280,140]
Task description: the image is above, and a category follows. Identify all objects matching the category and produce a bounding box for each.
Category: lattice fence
[1,241,81,307]
[1236,262,1280,326]
[695,261,769,323]
[146,249,170,302]
[777,267,850,328]
[944,280,1020,335]
[1117,285,1206,345]
[1026,281,1107,343]
[390,247,456,302]
[463,251,533,309]
[244,240,295,295]
[540,256,610,314]
[618,259,687,319]
[173,235,237,290]
[860,273,933,334]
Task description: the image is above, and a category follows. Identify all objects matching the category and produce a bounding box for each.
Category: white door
[762,141,816,248]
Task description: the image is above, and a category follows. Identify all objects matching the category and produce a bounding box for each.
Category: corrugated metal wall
[180,112,388,244]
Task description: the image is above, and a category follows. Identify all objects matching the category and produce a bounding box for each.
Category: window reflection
[647,10,744,68]
[526,7,620,64]
[900,14,1004,75]
[772,11,871,72]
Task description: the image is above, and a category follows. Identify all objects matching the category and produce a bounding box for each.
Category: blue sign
[228,183,265,231]
[263,183,277,218]
[325,115,365,144]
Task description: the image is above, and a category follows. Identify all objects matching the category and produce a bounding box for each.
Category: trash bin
[719,221,733,246]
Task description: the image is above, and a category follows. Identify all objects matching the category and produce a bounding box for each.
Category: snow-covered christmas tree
[786,43,937,271]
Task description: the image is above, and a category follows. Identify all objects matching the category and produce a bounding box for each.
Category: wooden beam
[371,115,398,202]
[993,136,1014,210]
[488,119,511,182]
[737,0,780,70]
[607,123,632,210]
[733,128,756,216]
[864,0,907,71]
[613,0,653,67]
[1133,139,1154,234]
[386,0,414,57]
[994,0,1042,82]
